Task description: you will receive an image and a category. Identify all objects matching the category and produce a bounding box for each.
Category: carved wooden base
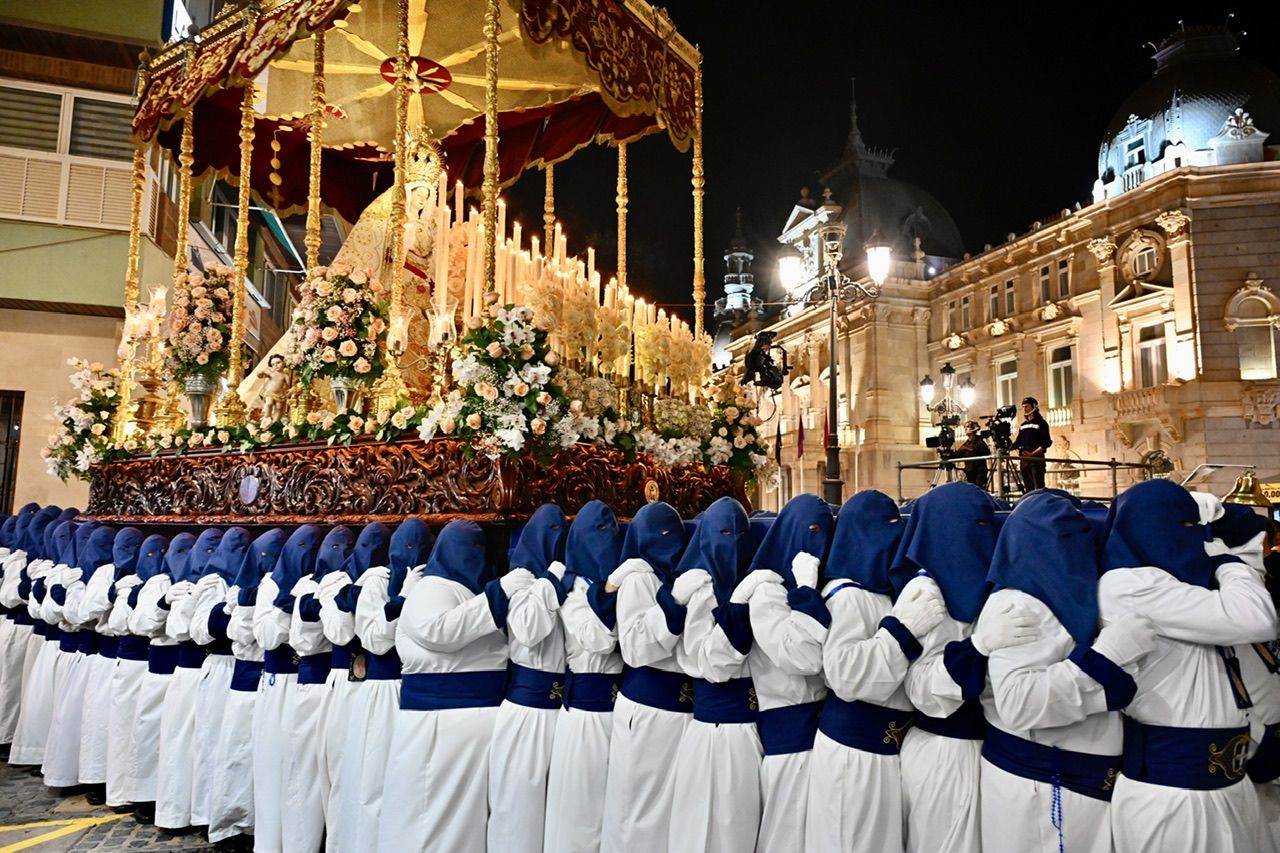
[86,438,748,525]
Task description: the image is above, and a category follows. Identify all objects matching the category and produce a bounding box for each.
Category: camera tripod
[929,457,965,488]
[984,449,1025,498]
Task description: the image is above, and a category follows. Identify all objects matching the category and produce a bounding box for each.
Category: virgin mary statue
[239,129,444,411]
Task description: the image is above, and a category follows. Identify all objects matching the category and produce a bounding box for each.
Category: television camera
[925,414,963,458]
[744,331,791,390]
[976,405,1017,451]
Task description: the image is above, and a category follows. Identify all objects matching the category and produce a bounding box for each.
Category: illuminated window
[1125,139,1145,169]
[1136,324,1166,388]
[1048,346,1073,408]
[946,300,958,334]
[1133,246,1158,278]
[996,359,1018,408]
[1227,289,1280,381]
[1057,258,1071,298]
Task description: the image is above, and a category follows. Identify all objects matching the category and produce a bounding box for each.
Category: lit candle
[454,181,464,225]
[511,220,521,253]
[587,246,595,281]
[553,222,563,263]
[497,198,507,244]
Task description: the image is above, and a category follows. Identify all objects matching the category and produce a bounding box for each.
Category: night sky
[501,3,1279,326]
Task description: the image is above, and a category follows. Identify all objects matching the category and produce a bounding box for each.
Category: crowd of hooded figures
[0,478,1277,853]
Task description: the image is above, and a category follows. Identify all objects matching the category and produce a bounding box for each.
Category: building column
[1157,209,1199,379]
[1088,236,1122,392]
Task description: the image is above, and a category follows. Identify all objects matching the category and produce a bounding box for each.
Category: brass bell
[1222,469,1272,508]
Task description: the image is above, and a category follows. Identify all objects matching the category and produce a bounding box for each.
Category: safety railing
[896,449,1152,503]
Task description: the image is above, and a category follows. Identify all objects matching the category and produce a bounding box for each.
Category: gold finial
[405,125,445,186]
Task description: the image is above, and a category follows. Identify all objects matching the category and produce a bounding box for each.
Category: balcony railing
[1045,405,1074,428]
[1111,385,1170,420]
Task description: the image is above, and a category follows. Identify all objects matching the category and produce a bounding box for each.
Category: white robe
[979,590,1126,853]
[544,578,624,853]
[376,576,507,853]
[284,573,330,853]
[1100,562,1277,853]
[899,576,982,853]
[314,573,359,853]
[9,559,60,766]
[252,576,299,853]
[126,574,178,803]
[40,563,88,787]
[747,573,827,853]
[0,550,32,743]
[602,565,692,853]
[188,575,235,826]
[803,581,912,853]
[155,582,204,829]
[333,567,402,853]
[668,578,764,853]
[75,562,119,784]
[207,587,262,844]
[489,569,565,853]
[105,576,147,806]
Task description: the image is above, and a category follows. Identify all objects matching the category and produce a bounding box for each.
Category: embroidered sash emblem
[883,719,912,749]
[1208,734,1250,781]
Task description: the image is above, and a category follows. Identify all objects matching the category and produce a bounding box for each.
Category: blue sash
[563,670,620,713]
[263,646,299,675]
[983,726,1120,801]
[231,658,263,692]
[366,650,402,681]
[117,636,150,661]
[58,631,79,653]
[331,644,353,670]
[148,644,179,675]
[177,641,206,669]
[1248,722,1280,784]
[45,625,61,643]
[818,696,914,756]
[32,620,47,636]
[206,637,233,656]
[11,611,33,626]
[298,653,333,685]
[914,700,986,741]
[692,678,758,725]
[98,635,119,659]
[505,663,563,710]
[758,701,823,755]
[400,671,506,711]
[76,632,99,655]
[620,666,694,714]
[1121,717,1250,791]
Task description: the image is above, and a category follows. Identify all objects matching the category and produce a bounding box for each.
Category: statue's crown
[406,126,444,185]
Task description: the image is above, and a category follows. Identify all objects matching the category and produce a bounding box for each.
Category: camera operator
[1013,396,1052,491]
[952,420,990,488]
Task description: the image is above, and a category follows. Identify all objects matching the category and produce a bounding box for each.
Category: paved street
[0,760,214,852]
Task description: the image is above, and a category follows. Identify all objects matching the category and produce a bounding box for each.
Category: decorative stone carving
[1087,236,1117,265]
[1155,210,1191,238]
[1243,386,1280,429]
[1224,274,1280,332]
[85,438,748,525]
[989,319,1010,337]
[1220,108,1260,140]
[1040,302,1062,321]
[1117,229,1167,284]
[945,332,964,350]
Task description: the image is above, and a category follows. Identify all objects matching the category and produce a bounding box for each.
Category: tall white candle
[454,181,464,226]
[497,198,507,245]
[511,221,521,253]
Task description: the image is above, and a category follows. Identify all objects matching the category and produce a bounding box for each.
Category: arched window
[1225,275,1280,381]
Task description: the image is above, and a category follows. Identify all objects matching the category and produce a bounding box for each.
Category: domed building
[722,27,1280,511]
[1094,25,1280,200]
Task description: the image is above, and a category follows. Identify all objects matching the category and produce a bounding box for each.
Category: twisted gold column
[172,111,193,282]
[112,133,148,441]
[616,142,627,289]
[481,0,500,294]
[213,84,255,427]
[691,63,705,337]
[305,29,326,271]
[543,163,555,250]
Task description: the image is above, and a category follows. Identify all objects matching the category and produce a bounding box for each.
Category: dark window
[0,391,23,515]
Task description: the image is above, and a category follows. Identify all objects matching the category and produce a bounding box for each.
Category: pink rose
[544,352,560,367]
[466,413,482,429]
[349,270,368,285]
[513,382,530,397]
[321,327,339,341]
[440,417,456,434]
[486,342,505,358]
[354,358,371,374]
[465,315,484,330]
[338,340,358,357]
[321,347,337,363]
[531,418,546,436]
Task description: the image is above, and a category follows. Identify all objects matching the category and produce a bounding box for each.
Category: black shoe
[112,803,135,814]
[133,802,155,824]
[85,785,106,805]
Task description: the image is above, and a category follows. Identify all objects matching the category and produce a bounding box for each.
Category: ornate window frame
[1224,273,1280,382]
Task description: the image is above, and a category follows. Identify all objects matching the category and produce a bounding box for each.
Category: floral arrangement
[42,358,124,481]
[164,266,235,382]
[557,369,618,418]
[704,375,776,484]
[417,301,569,461]
[288,263,388,383]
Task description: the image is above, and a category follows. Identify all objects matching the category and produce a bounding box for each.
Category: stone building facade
[724,26,1280,508]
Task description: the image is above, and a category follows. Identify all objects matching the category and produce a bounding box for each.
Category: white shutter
[0,154,63,220]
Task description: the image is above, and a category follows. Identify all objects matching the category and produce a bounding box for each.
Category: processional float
[73,0,771,526]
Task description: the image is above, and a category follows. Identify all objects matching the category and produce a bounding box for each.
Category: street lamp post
[780,220,889,505]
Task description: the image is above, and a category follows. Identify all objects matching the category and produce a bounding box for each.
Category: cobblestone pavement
[0,760,215,852]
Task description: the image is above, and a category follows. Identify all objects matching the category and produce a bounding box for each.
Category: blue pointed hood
[345,523,392,580]
[179,528,225,583]
[69,521,99,567]
[1104,479,1223,588]
[620,502,686,584]
[51,520,79,567]
[135,535,171,581]
[988,491,1101,645]
[237,528,287,606]
[423,520,489,594]
[747,494,833,588]
[79,526,116,574]
[387,519,435,595]
[825,490,905,593]
[0,517,16,550]
[43,509,77,561]
[110,528,146,579]
[315,526,356,577]
[510,504,568,574]
[24,506,61,556]
[271,525,322,604]
[1213,504,1271,550]
[890,482,998,622]
[206,527,251,585]
[158,532,194,581]
[675,496,753,605]
[564,500,624,586]
[9,504,40,551]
